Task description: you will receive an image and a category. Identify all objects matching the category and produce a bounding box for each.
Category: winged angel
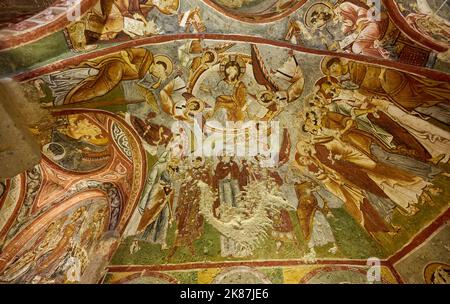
[250,44,305,121]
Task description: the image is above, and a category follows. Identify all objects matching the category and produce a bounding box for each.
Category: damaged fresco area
[1,37,449,284]
[394,0,450,48]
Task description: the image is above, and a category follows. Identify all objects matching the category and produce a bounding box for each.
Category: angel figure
[160,42,235,121]
[251,45,305,121]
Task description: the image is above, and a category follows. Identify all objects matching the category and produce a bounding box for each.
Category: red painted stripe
[388,207,450,265]
[106,258,391,273]
[12,33,450,83]
[382,0,448,52]
[0,179,11,209]
[386,263,405,284]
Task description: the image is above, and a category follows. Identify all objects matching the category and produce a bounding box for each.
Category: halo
[424,263,450,284]
[203,49,219,66]
[304,2,334,29]
[186,97,205,113]
[43,142,66,161]
[154,55,174,77]
[256,90,275,107]
[219,54,246,81]
[320,56,346,76]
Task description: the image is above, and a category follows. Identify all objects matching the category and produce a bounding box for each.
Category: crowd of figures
[125,153,339,259]
[294,56,449,240]
[121,54,450,261]
[2,37,448,280]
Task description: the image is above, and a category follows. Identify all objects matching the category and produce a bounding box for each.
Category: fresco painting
[393,0,450,47]
[0,0,449,284]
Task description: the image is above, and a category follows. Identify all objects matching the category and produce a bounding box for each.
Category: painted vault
[0,0,449,284]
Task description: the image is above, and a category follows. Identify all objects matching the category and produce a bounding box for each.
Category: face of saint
[311,11,331,27]
[313,94,327,106]
[225,65,239,82]
[305,115,320,135]
[323,82,340,98]
[150,62,168,81]
[187,101,200,111]
[192,158,202,169]
[203,52,215,64]
[329,61,344,77]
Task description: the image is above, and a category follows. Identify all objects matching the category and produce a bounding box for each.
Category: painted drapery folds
[0,0,449,284]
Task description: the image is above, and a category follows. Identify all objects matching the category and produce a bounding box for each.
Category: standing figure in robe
[263,167,296,253]
[126,152,178,250]
[213,156,242,257]
[135,170,174,249]
[63,48,173,105]
[295,180,337,257]
[168,157,212,259]
[238,159,257,189]
[302,111,431,216]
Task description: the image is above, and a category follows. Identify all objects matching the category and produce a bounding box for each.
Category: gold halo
[256,90,275,107]
[154,54,174,77]
[304,2,335,28]
[203,49,219,66]
[186,97,205,113]
[320,56,345,76]
[219,54,246,81]
[424,263,450,284]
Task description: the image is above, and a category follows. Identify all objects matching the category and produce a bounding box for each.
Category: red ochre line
[106,207,449,277]
[382,0,448,52]
[13,33,450,83]
[388,207,450,265]
[386,263,405,284]
[106,259,388,273]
